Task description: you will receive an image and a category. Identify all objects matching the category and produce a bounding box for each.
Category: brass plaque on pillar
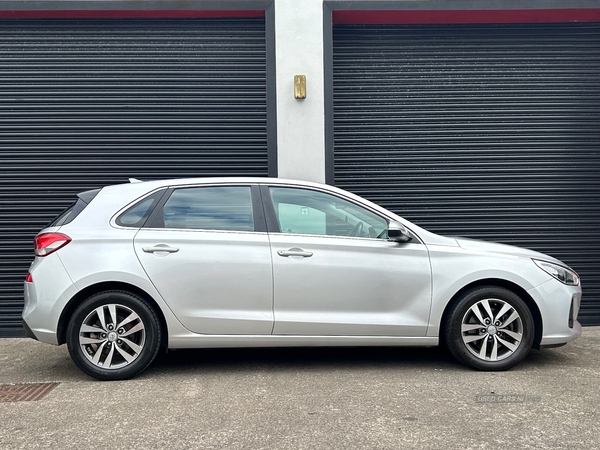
[294,75,306,99]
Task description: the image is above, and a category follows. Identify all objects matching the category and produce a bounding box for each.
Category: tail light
[34,233,71,257]
[25,273,33,283]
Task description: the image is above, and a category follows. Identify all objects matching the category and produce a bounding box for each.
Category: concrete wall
[274,0,325,183]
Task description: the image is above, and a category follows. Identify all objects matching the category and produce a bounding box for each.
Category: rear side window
[48,188,101,228]
[116,190,165,228]
[156,186,254,231]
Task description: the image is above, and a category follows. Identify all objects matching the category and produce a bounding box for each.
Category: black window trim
[259,184,280,233]
[143,188,174,230]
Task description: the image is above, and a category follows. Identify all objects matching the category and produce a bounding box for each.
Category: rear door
[134,184,273,335]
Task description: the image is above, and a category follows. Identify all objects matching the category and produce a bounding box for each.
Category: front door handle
[143,244,179,254]
[277,248,313,258]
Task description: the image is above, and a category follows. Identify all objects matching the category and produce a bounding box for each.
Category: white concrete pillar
[274,0,326,182]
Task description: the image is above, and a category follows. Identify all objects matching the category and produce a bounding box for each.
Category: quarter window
[116,190,164,228]
[268,187,388,238]
[161,186,254,232]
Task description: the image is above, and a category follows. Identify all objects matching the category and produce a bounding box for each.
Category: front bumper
[527,277,582,346]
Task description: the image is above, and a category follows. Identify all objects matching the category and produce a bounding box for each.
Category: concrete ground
[0,328,599,450]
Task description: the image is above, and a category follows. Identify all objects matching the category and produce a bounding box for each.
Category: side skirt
[168,334,438,349]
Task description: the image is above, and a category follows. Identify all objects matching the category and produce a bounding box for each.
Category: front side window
[161,186,254,232]
[268,187,388,238]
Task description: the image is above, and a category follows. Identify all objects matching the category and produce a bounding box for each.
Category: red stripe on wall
[333,9,600,25]
[0,10,265,19]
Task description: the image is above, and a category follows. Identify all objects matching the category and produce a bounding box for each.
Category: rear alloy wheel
[67,291,161,380]
[444,286,535,371]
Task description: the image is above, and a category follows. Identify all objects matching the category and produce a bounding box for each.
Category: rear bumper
[22,253,77,346]
[22,320,39,341]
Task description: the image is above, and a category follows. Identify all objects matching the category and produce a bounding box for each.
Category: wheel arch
[57,281,168,351]
[439,278,543,349]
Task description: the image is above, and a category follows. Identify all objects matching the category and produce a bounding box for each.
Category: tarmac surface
[1,328,599,450]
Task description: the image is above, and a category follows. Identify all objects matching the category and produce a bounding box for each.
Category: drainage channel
[0,382,60,402]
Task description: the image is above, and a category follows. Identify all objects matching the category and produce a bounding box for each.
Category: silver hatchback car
[23,178,582,380]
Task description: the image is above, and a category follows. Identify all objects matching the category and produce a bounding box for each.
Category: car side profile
[23,177,582,380]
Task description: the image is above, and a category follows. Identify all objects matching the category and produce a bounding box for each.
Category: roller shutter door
[333,22,600,325]
[0,18,268,336]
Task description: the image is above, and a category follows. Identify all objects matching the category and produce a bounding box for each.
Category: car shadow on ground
[146,346,456,375]
[142,344,573,378]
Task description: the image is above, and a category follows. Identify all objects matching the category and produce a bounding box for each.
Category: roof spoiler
[77,188,101,205]
[128,178,143,183]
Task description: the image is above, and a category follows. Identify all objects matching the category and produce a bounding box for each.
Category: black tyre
[444,286,535,371]
[66,291,161,381]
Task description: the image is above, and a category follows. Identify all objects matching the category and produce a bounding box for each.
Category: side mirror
[388,221,412,243]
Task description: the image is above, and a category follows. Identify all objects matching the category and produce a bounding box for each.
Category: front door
[264,186,432,337]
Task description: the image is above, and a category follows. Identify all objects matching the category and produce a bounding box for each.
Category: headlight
[533,259,580,286]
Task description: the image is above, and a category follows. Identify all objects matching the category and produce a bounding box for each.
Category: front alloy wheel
[461,298,524,362]
[444,286,535,371]
[67,291,161,380]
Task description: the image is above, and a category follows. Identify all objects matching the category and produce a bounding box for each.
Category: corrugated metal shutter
[333,23,600,325]
[0,18,268,337]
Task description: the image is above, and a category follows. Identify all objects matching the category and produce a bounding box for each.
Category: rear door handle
[277,248,313,258]
[143,245,179,254]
